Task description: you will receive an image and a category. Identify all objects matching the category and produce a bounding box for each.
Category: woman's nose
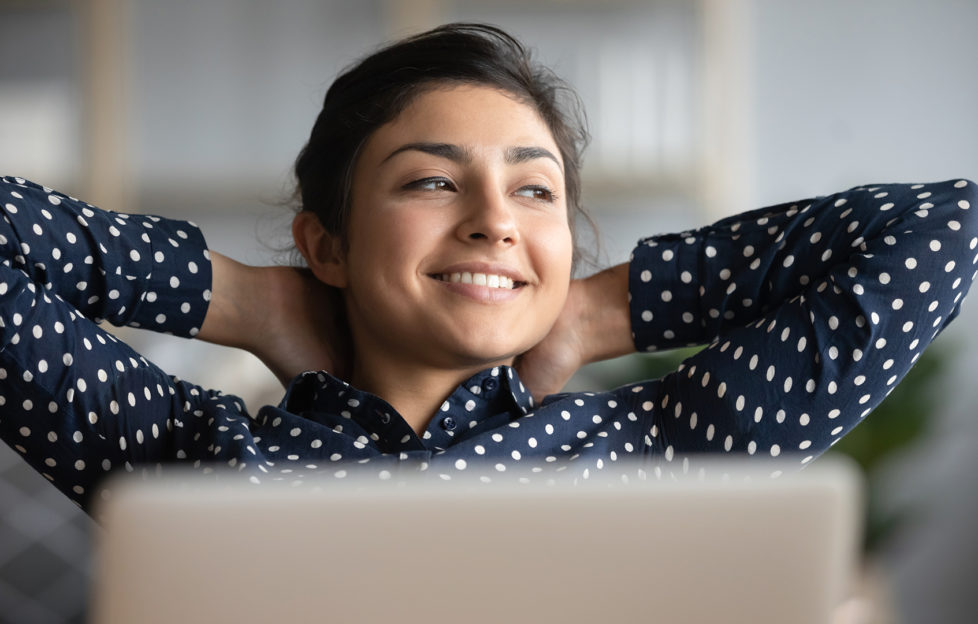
[456,187,519,245]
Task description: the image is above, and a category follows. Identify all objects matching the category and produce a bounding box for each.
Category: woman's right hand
[198,253,351,386]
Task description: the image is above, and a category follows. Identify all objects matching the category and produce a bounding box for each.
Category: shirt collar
[279,365,535,436]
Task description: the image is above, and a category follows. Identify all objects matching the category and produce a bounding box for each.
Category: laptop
[90,457,862,623]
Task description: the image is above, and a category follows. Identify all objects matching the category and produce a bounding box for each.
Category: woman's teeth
[436,272,516,289]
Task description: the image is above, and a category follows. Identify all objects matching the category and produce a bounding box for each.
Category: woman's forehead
[361,85,563,167]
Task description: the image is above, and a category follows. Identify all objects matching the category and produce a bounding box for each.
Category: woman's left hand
[514,281,588,402]
[516,264,633,402]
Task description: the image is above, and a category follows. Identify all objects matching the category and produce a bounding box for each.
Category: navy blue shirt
[1,175,976,511]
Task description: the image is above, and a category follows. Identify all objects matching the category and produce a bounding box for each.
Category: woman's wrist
[197,251,264,351]
[575,263,634,365]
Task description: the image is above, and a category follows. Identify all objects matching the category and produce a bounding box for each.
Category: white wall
[752,0,978,201]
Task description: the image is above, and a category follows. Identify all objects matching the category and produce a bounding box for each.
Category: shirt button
[378,411,391,425]
[482,377,499,392]
[440,417,457,431]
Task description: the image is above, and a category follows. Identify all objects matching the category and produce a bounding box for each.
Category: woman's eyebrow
[381,142,562,172]
[505,146,563,172]
[382,142,471,164]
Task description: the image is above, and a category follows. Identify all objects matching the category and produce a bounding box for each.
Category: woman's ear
[292,212,348,288]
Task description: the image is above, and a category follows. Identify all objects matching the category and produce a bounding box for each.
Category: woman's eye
[404,177,456,192]
[514,185,556,202]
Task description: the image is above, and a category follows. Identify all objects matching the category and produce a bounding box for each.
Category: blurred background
[1,0,976,622]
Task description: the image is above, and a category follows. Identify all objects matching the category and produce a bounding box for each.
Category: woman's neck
[350,354,510,435]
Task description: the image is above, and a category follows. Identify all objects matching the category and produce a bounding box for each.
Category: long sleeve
[0,176,224,506]
[623,179,978,464]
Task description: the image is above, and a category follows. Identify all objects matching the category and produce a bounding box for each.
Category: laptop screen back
[90,458,861,624]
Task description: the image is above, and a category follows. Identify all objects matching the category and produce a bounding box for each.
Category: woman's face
[339,84,573,371]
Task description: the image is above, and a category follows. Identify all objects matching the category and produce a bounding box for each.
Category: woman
[1,24,975,511]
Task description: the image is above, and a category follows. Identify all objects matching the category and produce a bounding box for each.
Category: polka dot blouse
[1,175,976,512]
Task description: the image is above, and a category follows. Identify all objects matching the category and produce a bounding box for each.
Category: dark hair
[292,22,593,264]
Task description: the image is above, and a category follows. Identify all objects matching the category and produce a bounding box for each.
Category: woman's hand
[198,253,350,386]
[516,264,633,402]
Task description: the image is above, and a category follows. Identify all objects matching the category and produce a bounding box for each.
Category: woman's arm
[0,176,224,506]
[0,177,210,335]
[644,179,977,463]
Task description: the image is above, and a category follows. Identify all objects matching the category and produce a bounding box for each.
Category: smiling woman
[1,23,977,511]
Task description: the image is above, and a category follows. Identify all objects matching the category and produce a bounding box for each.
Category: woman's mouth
[430,272,524,290]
